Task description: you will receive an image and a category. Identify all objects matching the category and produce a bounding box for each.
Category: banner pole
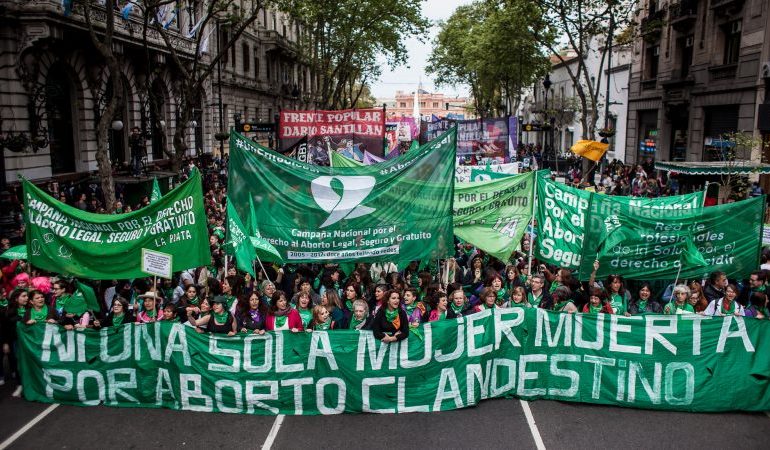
[526,172,538,275]
[223,255,228,278]
[255,255,272,283]
[670,260,683,303]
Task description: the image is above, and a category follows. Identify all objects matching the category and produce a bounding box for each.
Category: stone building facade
[625,0,770,165]
[0,1,312,188]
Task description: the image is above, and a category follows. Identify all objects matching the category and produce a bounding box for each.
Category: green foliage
[427,0,550,117]
[278,0,429,109]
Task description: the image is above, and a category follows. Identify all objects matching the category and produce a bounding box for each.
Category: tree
[427,0,550,117]
[520,0,635,173]
[279,0,429,109]
[713,131,769,202]
[82,0,124,211]
[138,0,271,171]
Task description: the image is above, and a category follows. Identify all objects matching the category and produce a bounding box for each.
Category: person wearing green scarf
[474,287,498,313]
[605,274,629,316]
[136,292,162,323]
[505,287,530,308]
[347,299,371,330]
[266,290,302,332]
[310,305,335,330]
[582,288,613,314]
[427,293,455,321]
[627,283,662,315]
[403,288,424,327]
[94,297,133,328]
[342,284,360,314]
[664,285,695,315]
[449,289,470,317]
[23,290,56,325]
[294,292,314,330]
[221,278,238,311]
[703,284,745,317]
[372,290,408,343]
[189,296,237,335]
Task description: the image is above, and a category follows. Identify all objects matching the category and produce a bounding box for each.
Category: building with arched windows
[0,1,313,189]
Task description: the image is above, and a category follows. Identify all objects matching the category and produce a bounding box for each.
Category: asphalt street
[0,382,768,450]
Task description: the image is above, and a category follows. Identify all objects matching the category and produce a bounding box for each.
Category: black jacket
[371,307,409,340]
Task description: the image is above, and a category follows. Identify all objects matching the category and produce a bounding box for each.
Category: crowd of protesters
[0,151,769,400]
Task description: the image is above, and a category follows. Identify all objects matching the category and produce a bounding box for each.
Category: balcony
[710,0,745,11]
[708,63,738,81]
[260,29,296,56]
[641,79,658,91]
[640,9,667,42]
[669,0,698,32]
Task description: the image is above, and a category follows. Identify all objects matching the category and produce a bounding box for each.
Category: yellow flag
[570,140,609,162]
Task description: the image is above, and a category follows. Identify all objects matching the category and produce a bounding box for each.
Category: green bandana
[450,303,464,314]
[405,303,416,316]
[298,309,312,327]
[224,295,236,310]
[213,311,229,323]
[721,301,736,316]
[496,288,507,303]
[55,294,70,311]
[345,299,354,311]
[527,292,542,307]
[439,311,446,320]
[553,301,570,312]
[509,300,527,307]
[30,305,48,322]
[17,306,26,317]
[610,293,626,315]
[146,309,157,318]
[637,300,648,313]
[549,281,561,293]
[274,315,288,328]
[349,316,365,330]
[588,304,603,314]
[316,319,331,331]
[0,298,8,308]
[112,313,125,327]
[385,308,399,323]
[188,296,200,306]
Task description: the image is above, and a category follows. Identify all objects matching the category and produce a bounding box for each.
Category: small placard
[141,248,173,279]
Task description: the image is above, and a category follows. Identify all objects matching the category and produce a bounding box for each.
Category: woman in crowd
[94,296,133,328]
[664,285,695,314]
[544,286,578,313]
[347,299,372,330]
[703,283,745,316]
[189,296,237,334]
[505,286,530,308]
[604,274,630,315]
[235,292,267,334]
[688,281,709,314]
[416,272,433,302]
[369,283,389,314]
[322,289,347,328]
[426,292,454,321]
[473,287,497,313]
[309,305,335,330]
[135,292,162,323]
[503,265,522,293]
[403,288,425,326]
[449,289,472,317]
[221,276,240,312]
[627,283,662,315]
[260,281,276,307]
[177,284,202,321]
[372,290,409,342]
[294,291,314,330]
[462,256,485,287]
[442,258,464,286]
[265,290,303,332]
[342,282,360,314]
[583,288,613,314]
[23,290,58,325]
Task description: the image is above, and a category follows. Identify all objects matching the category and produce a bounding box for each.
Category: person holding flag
[664,285,695,315]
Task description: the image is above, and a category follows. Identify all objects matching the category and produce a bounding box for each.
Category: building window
[420,102,426,108]
[282,24,287,36]
[432,102,439,108]
[230,37,236,68]
[679,35,694,78]
[703,105,740,161]
[242,43,250,73]
[722,21,741,65]
[254,50,260,79]
[399,102,406,108]
[645,45,659,79]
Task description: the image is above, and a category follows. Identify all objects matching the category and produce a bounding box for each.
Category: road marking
[0,403,59,450]
[520,400,546,450]
[261,414,285,450]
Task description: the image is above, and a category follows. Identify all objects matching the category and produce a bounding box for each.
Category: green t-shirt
[664,302,694,315]
[609,293,626,315]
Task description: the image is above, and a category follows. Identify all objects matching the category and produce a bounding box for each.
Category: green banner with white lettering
[535,175,706,270]
[454,172,533,261]
[228,129,457,263]
[17,309,770,414]
[23,171,209,279]
[577,195,764,280]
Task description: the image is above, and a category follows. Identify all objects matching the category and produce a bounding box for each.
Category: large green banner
[17,309,770,414]
[228,129,457,263]
[577,195,764,280]
[454,172,533,261]
[23,171,209,279]
[535,176,706,270]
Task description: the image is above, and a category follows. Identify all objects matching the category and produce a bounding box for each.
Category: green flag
[454,172,534,261]
[23,170,209,279]
[74,279,100,313]
[469,168,516,182]
[330,150,364,168]
[245,196,258,237]
[228,128,457,264]
[150,178,162,203]
[579,195,764,280]
[226,200,256,277]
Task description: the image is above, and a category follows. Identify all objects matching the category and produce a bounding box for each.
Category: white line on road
[520,400,546,450]
[261,414,285,450]
[0,403,59,450]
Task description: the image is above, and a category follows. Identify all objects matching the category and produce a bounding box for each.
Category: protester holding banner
[449,289,472,317]
[664,285,695,315]
[403,288,425,326]
[688,282,709,314]
[294,292,314,330]
[526,275,550,308]
[135,292,162,324]
[703,284,745,317]
[347,299,372,330]
[371,290,409,342]
[627,283,662,315]
[265,290,303,332]
[94,296,132,328]
[473,287,498,313]
[426,292,455,321]
[582,288,613,314]
[309,305,336,330]
[23,290,57,325]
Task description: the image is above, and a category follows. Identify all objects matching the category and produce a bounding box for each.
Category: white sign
[141,249,173,279]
